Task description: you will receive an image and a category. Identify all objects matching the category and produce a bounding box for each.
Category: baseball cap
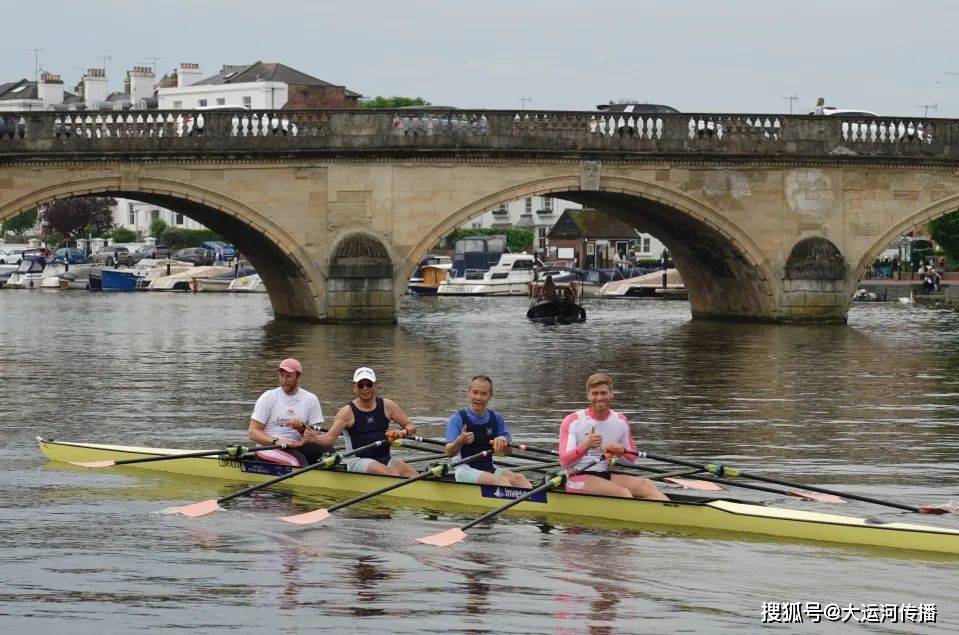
[353,367,376,383]
[278,358,303,374]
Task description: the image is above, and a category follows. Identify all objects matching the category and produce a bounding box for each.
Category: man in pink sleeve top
[558,373,669,500]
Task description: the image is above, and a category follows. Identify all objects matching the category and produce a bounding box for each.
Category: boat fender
[321,452,343,468]
[539,471,569,488]
[428,462,450,478]
[225,445,250,460]
[706,463,740,478]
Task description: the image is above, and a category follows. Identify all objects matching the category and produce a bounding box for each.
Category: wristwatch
[271,437,278,445]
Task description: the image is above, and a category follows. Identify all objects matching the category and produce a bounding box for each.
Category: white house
[111,198,206,235]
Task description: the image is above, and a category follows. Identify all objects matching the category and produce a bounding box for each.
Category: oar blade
[416,527,467,547]
[664,477,723,491]
[68,460,116,468]
[170,499,221,518]
[788,490,846,504]
[279,508,331,525]
[918,504,954,515]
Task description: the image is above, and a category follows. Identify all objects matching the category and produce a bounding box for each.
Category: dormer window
[11,86,26,93]
[223,72,236,79]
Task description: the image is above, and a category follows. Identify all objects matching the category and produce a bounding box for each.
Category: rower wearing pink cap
[311,367,419,477]
[248,358,329,466]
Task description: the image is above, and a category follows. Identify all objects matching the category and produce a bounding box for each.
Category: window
[525,198,532,214]
[643,237,651,252]
[472,222,481,229]
[492,205,507,216]
[150,209,160,222]
[542,197,553,212]
[216,98,226,105]
[197,99,208,107]
[128,209,136,225]
[173,101,182,109]
[175,213,184,225]
[537,227,547,250]
[242,96,252,107]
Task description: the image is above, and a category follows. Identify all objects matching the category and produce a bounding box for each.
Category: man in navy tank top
[311,367,419,477]
[445,375,531,488]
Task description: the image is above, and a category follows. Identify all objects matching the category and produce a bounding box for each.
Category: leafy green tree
[149,218,168,239]
[360,96,431,109]
[109,227,138,243]
[159,227,221,250]
[1,208,39,236]
[928,212,959,262]
[41,197,115,240]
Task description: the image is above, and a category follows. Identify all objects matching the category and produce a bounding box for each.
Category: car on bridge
[813,107,879,117]
[596,102,680,114]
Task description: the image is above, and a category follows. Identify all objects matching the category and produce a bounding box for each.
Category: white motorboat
[408,254,453,295]
[229,273,267,293]
[148,265,233,291]
[437,253,536,296]
[5,256,68,289]
[195,265,257,292]
[601,267,684,297]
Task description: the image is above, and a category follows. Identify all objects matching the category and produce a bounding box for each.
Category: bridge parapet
[0,110,954,163]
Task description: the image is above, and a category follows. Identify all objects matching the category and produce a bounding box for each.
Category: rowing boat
[38,438,959,555]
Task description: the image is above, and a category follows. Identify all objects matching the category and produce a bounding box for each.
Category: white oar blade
[416,528,467,547]
[170,499,221,518]
[279,508,331,525]
[665,477,723,491]
[69,460,116,468]
[788,490,846,504]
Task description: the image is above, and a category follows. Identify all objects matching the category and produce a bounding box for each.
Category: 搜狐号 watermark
[761,602,937,624]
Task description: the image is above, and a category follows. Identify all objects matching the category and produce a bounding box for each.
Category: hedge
[159,227,222,251]
[442,227,534,253]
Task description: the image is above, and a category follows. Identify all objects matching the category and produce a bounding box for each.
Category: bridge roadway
[0,109,957,323]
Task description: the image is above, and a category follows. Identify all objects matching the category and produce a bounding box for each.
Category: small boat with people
[438,253,537,296]
[38,437,959,554]
[527,274,586,324]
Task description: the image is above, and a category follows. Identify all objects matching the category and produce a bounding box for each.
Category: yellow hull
[38,439,959,555]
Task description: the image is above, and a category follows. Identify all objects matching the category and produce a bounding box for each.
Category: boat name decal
[240,461,293,477]
[481,485,547,503]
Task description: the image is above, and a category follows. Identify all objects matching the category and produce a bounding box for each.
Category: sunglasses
[356,380,375,389]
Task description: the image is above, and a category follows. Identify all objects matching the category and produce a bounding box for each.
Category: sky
[2,0,958,117]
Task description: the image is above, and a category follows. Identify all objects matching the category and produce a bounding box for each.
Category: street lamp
[661,249,669,291]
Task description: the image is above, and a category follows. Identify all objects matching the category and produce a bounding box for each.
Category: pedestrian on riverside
[813,97,826,115]
[248,358,329,466]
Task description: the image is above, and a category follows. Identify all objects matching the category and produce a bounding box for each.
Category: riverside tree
[360,96,430,109]
[41,196,116,240]
[928,211,959,263]
[0,208,39,237]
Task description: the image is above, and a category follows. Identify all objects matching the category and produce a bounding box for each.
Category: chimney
[177,62,202,87]
[82,68,108,108]
[38,72,64,108]
[129,66,156,104]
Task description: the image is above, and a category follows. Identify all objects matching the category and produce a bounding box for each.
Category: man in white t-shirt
[248,358,327,465]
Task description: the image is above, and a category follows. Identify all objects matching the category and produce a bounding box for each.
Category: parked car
[54,247,87,264]
[0,249,24,265]
[811,107,879,117]
[172,247,214,266]
[93,246,132,266]
[201,241,237,261]
[596,101,680,114]
[129,243,171,264]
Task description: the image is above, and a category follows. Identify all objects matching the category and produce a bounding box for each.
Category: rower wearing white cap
[248,358,328,465]
[311,367,419,477]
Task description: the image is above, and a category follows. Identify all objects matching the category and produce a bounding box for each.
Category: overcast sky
[2,0,957,117]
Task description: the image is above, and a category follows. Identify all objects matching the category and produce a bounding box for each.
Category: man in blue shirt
[445,375,531,488]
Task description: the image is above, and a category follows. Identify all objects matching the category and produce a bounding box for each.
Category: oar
[70,443,286,468]
[635,451,949,514]
[416,462,599,547]
[405,452,452,465]
[168,439,389,518]
[278,450,494,525]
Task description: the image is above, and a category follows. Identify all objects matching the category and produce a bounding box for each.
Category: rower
[247,358,329,466]
[558,373,669,500]
[444,375,532,488]
[311,367,418,477]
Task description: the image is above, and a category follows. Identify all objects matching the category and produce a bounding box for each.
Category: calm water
[1,291,958,634]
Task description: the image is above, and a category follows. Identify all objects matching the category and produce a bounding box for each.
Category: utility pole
[782,95,799,114]
[517,96,532,110]
[917,103,938,118]
[33,48,44,82]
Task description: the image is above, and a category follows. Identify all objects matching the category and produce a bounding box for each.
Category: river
[1,292,957,633]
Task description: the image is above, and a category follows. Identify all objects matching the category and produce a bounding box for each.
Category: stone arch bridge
[1,109,958,323]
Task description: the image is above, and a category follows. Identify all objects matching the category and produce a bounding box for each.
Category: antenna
[917,103,938,118]
[143,57,165,74]
[517,96,532,110]
[33,48,44,82]
[781,95,799,115]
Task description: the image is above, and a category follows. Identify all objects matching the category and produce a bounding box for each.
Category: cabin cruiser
[195,265,256,292]
[99,259,194,291]
[229,273,267,293]
[601,267,684,297]
[148,265,233,291]
[408,254,453,295]
[438,253,536,296]
[5,255,68,289]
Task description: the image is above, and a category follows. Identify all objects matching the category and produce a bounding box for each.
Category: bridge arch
[0,176,325,319]
[853,193,959,288]
[403,174,779,321]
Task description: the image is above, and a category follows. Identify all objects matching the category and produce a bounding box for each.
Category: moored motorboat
[148,265,233,291]
[37,438,959,554]
[408,254,453,295]
[438,253,537,296]
[229,273,267,293]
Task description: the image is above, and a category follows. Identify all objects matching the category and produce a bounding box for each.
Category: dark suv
[172,247,214,266]
[129,243,172,264]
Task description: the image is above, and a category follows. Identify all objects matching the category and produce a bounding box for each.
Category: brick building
[547,208,664,267]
